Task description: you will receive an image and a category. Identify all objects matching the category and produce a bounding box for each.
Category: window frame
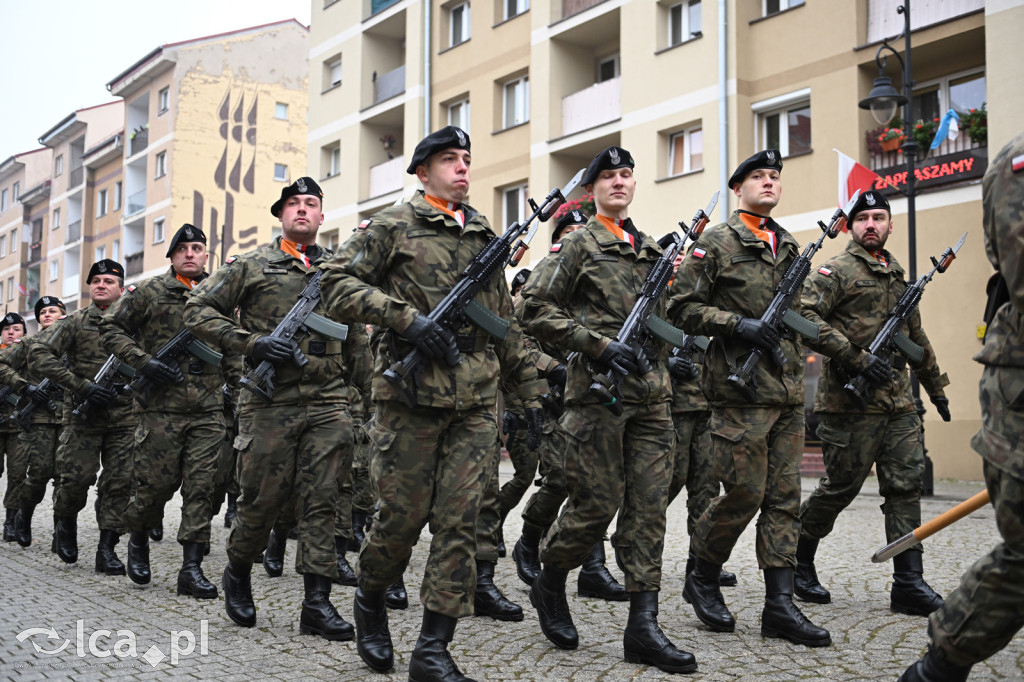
[155,151,167,178]
[668,125,704,177]
[323,55,342,92]
[274,164,289,182]
[0,189,6,213]
[96,188,109,218]
[501,183,529,229]
[910,67,986,123]
[7,277,14,301]
[113,181,123,211]
[9,229,16,254]
[503,0,528,21]
[275,102,289,120]
[11,182,18,203]
[752,89,812,157]
[158,86,170,114]
[153,218,165,245]
[95,245,106,262]
[48,260,58,282]
[596,54,620,83]
[449,2,471,48]
[502,75,530,129]
[762,0,803,17]
[447,98,471,133]
[55,155,63,177]
[52,208,61,231]
[668,0,703,47]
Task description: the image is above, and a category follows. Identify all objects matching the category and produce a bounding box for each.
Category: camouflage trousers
[3,428,29,510]
[521,417,570,529]
[692,404,803,569]
[228,402,352,579]
[668,409,717,537]
[0,429,14,480]
[476,435,504,562]
[499,426,539,521]
[542,401,674,591]
[799,410,924,544]
[124,410,224,544]
[52,421,136,533]
[335,428,375,541]
[13,425,60,510]
[211,412,239,516]
[360,401,497,619]
[929,364,1024,667]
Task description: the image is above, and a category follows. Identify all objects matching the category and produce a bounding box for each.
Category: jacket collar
[585,217,661,260]
[846,239,905,277]
[409,191,490,236]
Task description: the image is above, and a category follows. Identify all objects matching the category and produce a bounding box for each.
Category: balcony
[562,0,605,20]
[125,252,145,277]
[368,0,400,16]
[869,136,987,194]
[374,65,405,105]
[61,276,79,299]
[368,156,404,199]
[68,167,84,189]
[22,242,42,267]
[126,190,146,217]
[562,78,621,137]
[129,129,149,156]
[66,220,81,245]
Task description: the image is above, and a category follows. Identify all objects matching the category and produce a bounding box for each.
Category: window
[669,127,704,176]
[153,218,165,244]
[763,0,803,17]
[11,182,18,203]
[449,2,470,47]
[1,235,7,256]
[448,98,470,133]
[753,90,811,157]
[0,189,6,212]
[0,282,4,302]
[95,245,106,261]
[112,239,120,262]
[52,208,61,230]
[49,261,58,282]
[158,87,169,114]
[155,151,167,178]
[322,143,341,179]
[10,229,16,254]
[323,55,342,91]
[113,181,122,211]
[911,69,986,125]
[669,0,702,46]
[274,164,288,182]
[503,0,528,20]
[503,75,529,128]
[55,155,63,176]
[501,184,528,228]
[597,54,620,83]
[275,102,289,120]
[7,277,13,301]
[96,188,108,218]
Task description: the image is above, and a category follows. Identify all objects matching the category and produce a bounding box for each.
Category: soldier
[320,126,546,681]
[521,146,696,673]
[99,224,231,599]
[184,177,369,640]
[0,312,25,346]
[667,150,830,647]
[898,133,1024,681]
[793,190,949,616]
[0,300,65,547]
[31,259,135,575]
[0,312,27,541]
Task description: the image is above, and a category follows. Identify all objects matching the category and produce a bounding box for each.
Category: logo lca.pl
[17,619,209,667]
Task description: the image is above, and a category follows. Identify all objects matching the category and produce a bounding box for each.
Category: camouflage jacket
[520,216,672,406]
[800,240,948,415]
[504,291,562,415]
[0,337,64,425]
[670,346,709,414]
[320,191,545,410]
[30,304,135,422]
[183,238,372,409]
[667,210,806,408]
[99,267,235,414]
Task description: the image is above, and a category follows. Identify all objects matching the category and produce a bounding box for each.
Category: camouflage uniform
[668,357,716,537]
[320,191,544,618]
[184,238,371,578]
[0,342,23,516]
[520,216,675,591]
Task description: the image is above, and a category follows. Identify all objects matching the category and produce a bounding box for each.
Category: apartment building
[308,0,1024,479]
[0,149,51,327]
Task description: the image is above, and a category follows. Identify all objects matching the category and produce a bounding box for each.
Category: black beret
[553,209,589,242]
[407,126,470,174]
[728,149,783,189]
[847,189,891,219]
[165,223,207,258]
[0,312,25,332]
[34,296,66,321]
[510,268,532,294]
[87,259,125,284]
[581,146,634,186]
[271,176,324,218]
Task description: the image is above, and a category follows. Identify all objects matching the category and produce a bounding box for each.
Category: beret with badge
[165,223,207,258]
[34,296,66,321]
[847,189,891,219]
[728,149,783,189]
[87,258,125,284]
[553,209,589,242]
[581,146,634,186]
[0,312,25,332]
[407,126,471,174]
[271,176,324,219]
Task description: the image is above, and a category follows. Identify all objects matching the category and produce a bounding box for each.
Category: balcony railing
[125,252,145,277]
[562,0,605,19]
[562,78,621,137]
[368,156,404,199]
[869,134,984,171]
[126,190,146,217]
[61,275,79,299]
[369,0,399,16]
[68,167,84,189]
[374,65,405,105]
[22,242,41,266]
[129,129,149,156]
[66,220,81,244]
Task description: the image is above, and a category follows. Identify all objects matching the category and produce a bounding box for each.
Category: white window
[1,235,7,256]
[11,182,18,203]
[322,143,341,179]
[449,3,470,47]
[275,102,289,120]
[155,151,167,178]
[153,218,165,244]
[10,229,16,254]
[596,54,620,83]
[753,90,811,157]
[448,98,470,133]
[503,75,529,128]
[7,277,13,301]
[763,0,803,17]
[912,69,986,125]
[96,188,108,218]
[0,189,6,212]
[669,0,702,46]
[0,282,4,302]
[324,55,342,91]
[112,239,120,262]
[158,87,170,114]
[52,208,61,231]
[502,184,528,228]
[55,155,63,176]
[113,181,122,211]
[503,0,528,20]
[274,164,288,182]
[48,261,58,282]
[95,245,106,261]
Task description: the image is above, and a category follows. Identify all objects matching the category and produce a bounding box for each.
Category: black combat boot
[891,551,944,616]
[223,493,238,528]
[354,587,394,672]
[149,524,163,542]
[512,521,546,586]
[578,541,627,601]
[682,555,735,632]
[385,576,408,609]
[684,551,737,587]
[177,542,217,599]
[496,510,508,558]
[95,530,126,576]
[333,536,358,587]
[761,567,831,647]
[300,574,354,641]
[222,560,256,627]
[263,526,287,577]
[50,514,58,554]
[529,568,578,650]
[352,511,367,549]
[55,514,78,564]
[898,646,972,682]
[794,535,831,604]
[623,591,698,674]
[408,610,474,682]
[14,506,33,547]
[473,559,524,621]
[3,508,16,542]
[126,530,151,584]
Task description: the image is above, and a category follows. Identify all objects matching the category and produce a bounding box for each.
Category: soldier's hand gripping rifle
[72,354,137,419]
[726,190,861,402]
[128,328,224,408]
[383,168,586,408]
[589,191,719,415]
[240,269,350,403]
[11,378,61,432]
[0,385,20,414]
[844,232,967,410]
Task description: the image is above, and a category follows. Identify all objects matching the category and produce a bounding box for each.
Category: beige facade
[0,149,51,328]
[309,0,1024,480]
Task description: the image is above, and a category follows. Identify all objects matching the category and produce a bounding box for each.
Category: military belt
[299,338,343,356]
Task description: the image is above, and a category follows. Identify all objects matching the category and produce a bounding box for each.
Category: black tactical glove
[403,314,459,365]
[862,353,892,385]
[931,396,951,422]
[24,384,42,402]
[502,410,521,440]
[596,341,639,376]
[525,407,544,451]
[668,355,697,381]
[141,358,184,384]
[83,382,118,407]
[251,336,297,365]
[734,317,780,351]
[545,363,567,391]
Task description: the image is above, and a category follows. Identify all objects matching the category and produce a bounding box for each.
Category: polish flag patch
[1013,153,1024,173]
[550,243,562,253]
[818,267,833,276]
[357,219,372,230]
[692,247,707,259]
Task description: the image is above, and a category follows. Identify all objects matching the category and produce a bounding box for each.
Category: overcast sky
[0,0,312,157]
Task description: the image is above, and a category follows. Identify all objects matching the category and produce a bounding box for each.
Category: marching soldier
[0,312,27,541]
[521,146,696,673]
[320,126,546,681]
[667,150,830,647]
[31,259,135,574]
[794,190,948,616]
[99,224,230,598]
[184,177,370,640]
[899,132,1024,681]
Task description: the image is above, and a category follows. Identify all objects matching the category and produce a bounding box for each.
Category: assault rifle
[726,190,861,402]
[0,386,19,411]
[844,232,967,409]
[240,270,350,403]
[383,168,586,407]
[128,329,224,407]
[671,334,711,380]
[11,378,61,432]
[589,191,718,415]
[72,354,137,419]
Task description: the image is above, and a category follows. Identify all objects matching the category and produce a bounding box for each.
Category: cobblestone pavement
[1,461,1022,681]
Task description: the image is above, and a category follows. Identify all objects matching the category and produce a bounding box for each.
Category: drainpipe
[423,0,432,136]
[718,0,728,213]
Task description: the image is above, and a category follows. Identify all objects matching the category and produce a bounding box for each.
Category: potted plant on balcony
[878,127,905,152]
[380,134,396,160]
[960,103,987,146]
[912,118,939,153]
[552,192,596,221]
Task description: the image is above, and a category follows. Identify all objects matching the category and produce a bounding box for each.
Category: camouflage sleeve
[0,342,29,392]
[221,349,245,393]
[183,259,259,357]
[984,134,1024,311]
[667,240,743,338]
[99,284,154,371]
[494,283,546,406]
[30,315,88,394]
[799,269,869,370]
[343,321,373,400]
[906,306,949,399]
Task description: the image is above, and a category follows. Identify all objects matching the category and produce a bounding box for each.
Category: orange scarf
[175,272,197,289]
[596,214,637,249]
[424,195,465,229]
[739,212,777,258]
[872,250,889,267]
[281,238,313,268]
